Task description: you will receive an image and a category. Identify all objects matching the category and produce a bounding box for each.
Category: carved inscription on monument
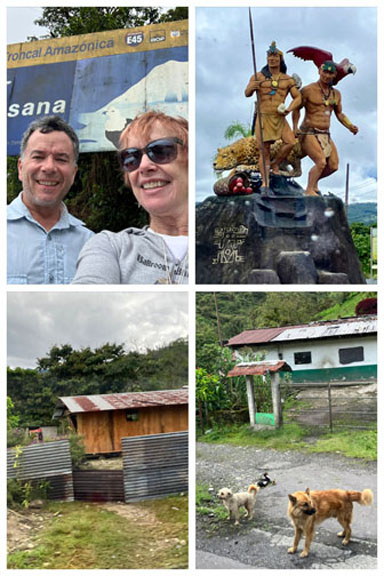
[212,225,249,264]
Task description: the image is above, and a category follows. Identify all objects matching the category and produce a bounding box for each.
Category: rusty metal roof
[228,316,377,347]
[58,389,188,414]
[273,316,377,342]
[227,327,287,346]
[227,361,291,377]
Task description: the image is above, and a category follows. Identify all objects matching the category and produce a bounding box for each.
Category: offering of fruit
[229,175,253,195]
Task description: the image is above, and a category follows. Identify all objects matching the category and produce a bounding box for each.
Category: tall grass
[198,423,376,461]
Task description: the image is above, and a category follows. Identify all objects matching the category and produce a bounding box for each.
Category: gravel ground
[196,443,377,570]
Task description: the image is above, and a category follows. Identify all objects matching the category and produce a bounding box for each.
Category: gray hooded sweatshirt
[72,227,188,284]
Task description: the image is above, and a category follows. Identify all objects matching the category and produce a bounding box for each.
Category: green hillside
[315,293,376,321]
[347,203,377,225]
[197,292,376,349]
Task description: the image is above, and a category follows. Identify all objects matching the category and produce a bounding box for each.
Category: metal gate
[283,381,377,432]
[73,470,124,502]
[122,431,188,502]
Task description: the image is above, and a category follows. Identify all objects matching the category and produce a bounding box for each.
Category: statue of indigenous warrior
[291,52,358,196]
[245,41,302,188]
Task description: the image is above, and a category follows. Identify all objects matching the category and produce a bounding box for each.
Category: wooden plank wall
[77,404,188,454]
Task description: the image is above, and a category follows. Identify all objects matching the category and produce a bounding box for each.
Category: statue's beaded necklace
[318,81,336,108]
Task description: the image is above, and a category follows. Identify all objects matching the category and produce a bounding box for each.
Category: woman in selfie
[73,110,188,284]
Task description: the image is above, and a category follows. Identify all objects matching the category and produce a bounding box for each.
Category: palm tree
[224,122,252,141]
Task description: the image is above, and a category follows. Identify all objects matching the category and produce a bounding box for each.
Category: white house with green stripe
[227,315,377,383]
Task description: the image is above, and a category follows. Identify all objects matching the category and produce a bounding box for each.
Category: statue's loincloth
[299,127,332,158]
[256,113,290,144]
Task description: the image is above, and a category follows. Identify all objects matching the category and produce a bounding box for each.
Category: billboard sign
[7,20,188,155]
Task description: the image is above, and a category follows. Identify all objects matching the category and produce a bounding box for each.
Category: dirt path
[8,499,187,568]
[7,507,55,554]
[100,502,160,525]
[100,502,186,559]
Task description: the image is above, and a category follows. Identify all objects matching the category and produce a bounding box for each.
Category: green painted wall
[284,364,377,383]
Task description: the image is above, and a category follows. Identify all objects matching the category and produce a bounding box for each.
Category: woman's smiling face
[121,120,188,222]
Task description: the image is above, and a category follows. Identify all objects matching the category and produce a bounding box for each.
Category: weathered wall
[77,404,188,454]
[234,335,377,382]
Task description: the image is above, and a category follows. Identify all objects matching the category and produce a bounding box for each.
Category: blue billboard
[7,21,188,155]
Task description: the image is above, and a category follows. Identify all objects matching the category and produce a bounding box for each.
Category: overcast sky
[196,6,377,204]
[7,292,188,369]
[7,6,48,43]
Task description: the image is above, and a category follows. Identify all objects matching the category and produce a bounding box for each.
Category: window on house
[338,346,364,365]
[126,409,139,422]
[294,351,312,365]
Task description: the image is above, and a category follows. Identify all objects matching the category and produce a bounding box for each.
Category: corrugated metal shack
[54,389,188,454]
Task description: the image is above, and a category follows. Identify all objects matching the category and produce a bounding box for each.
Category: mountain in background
[347,202,377,225]
[196,201,377,225]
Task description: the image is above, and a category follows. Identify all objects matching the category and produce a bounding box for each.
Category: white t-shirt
[148,229,188,261]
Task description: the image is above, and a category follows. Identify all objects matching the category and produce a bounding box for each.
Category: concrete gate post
[271,372,283,428]
[246,375,256,426]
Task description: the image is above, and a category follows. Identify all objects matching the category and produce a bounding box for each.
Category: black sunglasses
[119,137,183,173]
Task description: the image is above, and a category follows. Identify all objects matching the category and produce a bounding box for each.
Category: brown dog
[287,487,373,558]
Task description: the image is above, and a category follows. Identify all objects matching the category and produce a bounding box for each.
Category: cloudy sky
[7,6,48,43]
[196,6,377,204]
[7,292,188,369]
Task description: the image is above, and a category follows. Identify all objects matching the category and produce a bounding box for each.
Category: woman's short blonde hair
[119,110,188,150]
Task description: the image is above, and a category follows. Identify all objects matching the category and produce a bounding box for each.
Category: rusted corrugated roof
[273,316,377,342]
[58,389,188,414]
[227,327,287,346]
[228,316,377,346]
[227,361,291,377]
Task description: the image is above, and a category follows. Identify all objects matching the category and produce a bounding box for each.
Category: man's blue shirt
[7,192,94,284]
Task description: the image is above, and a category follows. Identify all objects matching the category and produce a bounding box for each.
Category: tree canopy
[32,7,188,39]
[8,339,188,427]
[350,222,376,278]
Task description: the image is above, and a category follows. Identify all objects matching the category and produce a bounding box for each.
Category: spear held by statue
[248,7,268,188]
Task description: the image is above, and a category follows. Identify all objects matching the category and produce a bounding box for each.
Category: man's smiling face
[18,129,78,211]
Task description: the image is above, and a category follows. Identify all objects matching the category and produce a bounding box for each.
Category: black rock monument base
[196,176,365,285]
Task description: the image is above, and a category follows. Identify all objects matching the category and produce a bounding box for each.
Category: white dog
[217,484,259,525]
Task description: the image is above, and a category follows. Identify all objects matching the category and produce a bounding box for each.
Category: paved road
[196,443,377,569]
